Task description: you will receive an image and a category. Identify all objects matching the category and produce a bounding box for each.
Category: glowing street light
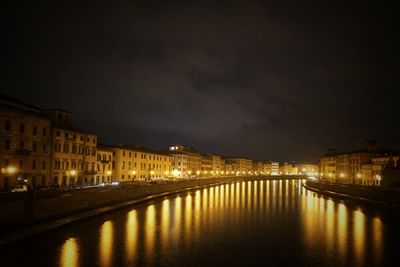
[172,169,180,177]
[106,170,112,176]
[131,170,137,175]
[5,166,17,175]
[70,170,77,176]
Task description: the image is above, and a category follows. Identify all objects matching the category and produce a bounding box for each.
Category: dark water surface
[2,179,400,267]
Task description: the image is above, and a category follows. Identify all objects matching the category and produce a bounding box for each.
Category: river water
[2,179,399,266]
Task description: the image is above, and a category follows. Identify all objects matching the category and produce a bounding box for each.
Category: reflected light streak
[194,191,201,239]
[353,209,365,266]
[161,200,170,251]
[373,217,383,266]
[60,238,79,267]
[145,205,156,262]
[173,197,182,246]
[125,210,138,265]
[337,203,347,262]
[100,221,113,267]
[185,194,192,241]
[325,199,334,252]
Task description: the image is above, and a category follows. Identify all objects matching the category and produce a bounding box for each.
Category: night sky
[3,1,399,162]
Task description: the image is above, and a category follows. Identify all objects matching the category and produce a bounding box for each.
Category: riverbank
[0,175,302,247]
[303,180,400,208]
[0,177,234,246]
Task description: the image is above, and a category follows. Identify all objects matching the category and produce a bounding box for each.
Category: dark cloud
[2,0,399,161]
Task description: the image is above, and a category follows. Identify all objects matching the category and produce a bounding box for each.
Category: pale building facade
[111,145,172,182]
[0,96,51,190]
[169,145,202,177]
[225,158,252,174]
[50,119,98,188]
[96,146,113,184]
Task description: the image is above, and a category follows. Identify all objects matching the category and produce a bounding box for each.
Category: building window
[122,161,125,169]
[32,160,36,170]
[20,141,24,149]
[43,128,47,137]
[122,175,125,179]
[42,161,46,170]
[93,138,96,144]
[56,131,60,137]
[20,124,25,133]
[19,160,24,169]
[33,143,37,152]
[65,133,69,138]
[123,151,125,156]
[33,126,37,135]
[5,120,10,131]
[80,136,84,141]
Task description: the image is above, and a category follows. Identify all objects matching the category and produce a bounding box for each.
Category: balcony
[85,170,97,175]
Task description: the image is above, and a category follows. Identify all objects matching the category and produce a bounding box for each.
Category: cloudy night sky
[2,0,399,162]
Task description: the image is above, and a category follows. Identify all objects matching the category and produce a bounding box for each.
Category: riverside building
[109,144,172,182]
[0,95,51,190]
[47,109,98,188]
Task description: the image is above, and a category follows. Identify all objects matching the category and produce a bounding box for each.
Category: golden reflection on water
[325,199,334,252]
[125,210,138,264]
[353,209,365,266]
[100,221,113,267]
[60,237,79,267]
[161,200,170,251]
[194,191,201,239]
[337,203,347,260]
[54,179,386,267]
[173,197,182,246]
[145,205,156,262]
[372,217,383,265]
[185,193,192,241]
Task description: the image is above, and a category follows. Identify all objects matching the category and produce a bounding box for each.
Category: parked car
[11,185,28,192]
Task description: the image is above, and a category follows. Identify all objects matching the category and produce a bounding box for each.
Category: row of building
[319,140,400,187]
[0,94,317,191]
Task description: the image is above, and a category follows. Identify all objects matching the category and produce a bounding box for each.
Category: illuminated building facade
[0,96,51,190]
[169,145,202,177]
[110,145,172,182]
[48,109,98,188]
[96,146,113,184]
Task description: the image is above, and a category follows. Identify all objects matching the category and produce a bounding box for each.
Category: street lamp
[5,166,17,175]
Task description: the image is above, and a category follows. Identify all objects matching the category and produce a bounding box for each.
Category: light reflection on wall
[145,205,156,262]
[353,209,365,267]
[125,210,138,265]
[100,221,113,267]
[60,237,79,267]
